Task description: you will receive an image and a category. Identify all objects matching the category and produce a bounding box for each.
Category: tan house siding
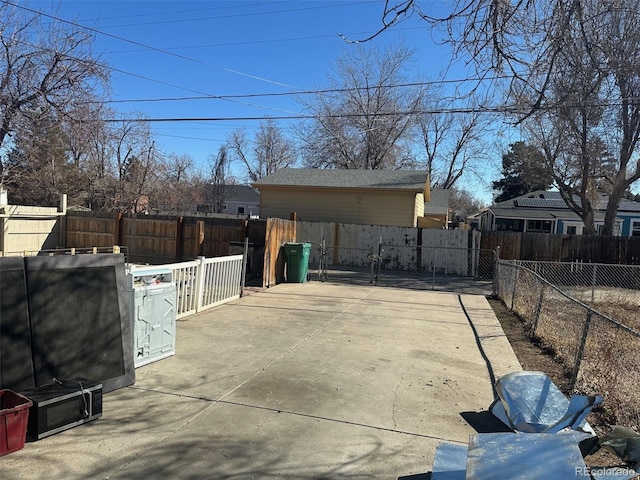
[259,187,421,227]
[414,193,425,218]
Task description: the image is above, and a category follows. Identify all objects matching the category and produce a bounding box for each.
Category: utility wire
[97,1,379,29]
[85,1,289,22]
[0,33,305,117]
[1,0,301,91]
[98,107,521,123]
[0,22,506,114]
[98,98,640,122]
[102,77,510,104]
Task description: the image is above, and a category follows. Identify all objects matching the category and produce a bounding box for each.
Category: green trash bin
[283,243,311,283]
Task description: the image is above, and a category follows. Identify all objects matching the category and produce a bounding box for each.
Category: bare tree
[0,3,108,183]
[417,94,488,189]
[449,187,486,224]
[519,1,640,235]
[153,153,200,213]
[362,1,640,235]
[166,153,194,184]
[354,1,573,116]
[300,44,421,170]
[108,116,158,213]
[228,118,296,181]
[209,146,233,213]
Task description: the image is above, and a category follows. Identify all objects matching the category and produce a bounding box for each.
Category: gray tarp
[490,371,602,434]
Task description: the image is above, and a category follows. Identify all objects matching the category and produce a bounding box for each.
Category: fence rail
[2,245,128,260]
[129,254,244,319]
[513,260,640,309]
[307,243,495,294]
[495,260,640,426]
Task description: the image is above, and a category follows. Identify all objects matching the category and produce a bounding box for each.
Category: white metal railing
[129,254,244,319]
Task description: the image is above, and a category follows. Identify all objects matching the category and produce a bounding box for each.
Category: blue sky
[28,0,508,202]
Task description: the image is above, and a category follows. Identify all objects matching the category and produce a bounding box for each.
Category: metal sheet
[466,433,590,479]
[491,371,601,434]
[431,443,468,480]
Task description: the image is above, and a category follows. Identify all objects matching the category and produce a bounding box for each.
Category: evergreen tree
[492,142,553,203]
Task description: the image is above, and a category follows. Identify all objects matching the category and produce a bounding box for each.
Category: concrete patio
[2,282,521,479]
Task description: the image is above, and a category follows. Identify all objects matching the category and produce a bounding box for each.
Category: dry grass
[501,270,640,429]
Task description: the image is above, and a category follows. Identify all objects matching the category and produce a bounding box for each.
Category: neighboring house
[478,190,640,237]
[253,168,431,228]
[221,185,260,217]
[422,188,450,228]
[197,185,260,217]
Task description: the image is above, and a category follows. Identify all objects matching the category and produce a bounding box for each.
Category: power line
[0,33,304,117]
[1,0,301,91]
[103,77,509,104]
[107,28,424,55]
[97,1,379,29]
[84,1,290,23]
[98,106,521,123]
[155,133,227,142]
[97,98,640,123]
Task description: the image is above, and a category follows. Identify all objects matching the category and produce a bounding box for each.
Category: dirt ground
[486,296,636,473]
[486,297,573,391]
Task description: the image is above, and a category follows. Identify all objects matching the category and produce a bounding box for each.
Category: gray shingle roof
[253,168,429,191]
[224,185,259,203]
[424,188,449,214]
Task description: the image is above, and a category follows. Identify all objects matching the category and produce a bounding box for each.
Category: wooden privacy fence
[66,211,264,264]
[481,231,640,264]
[263,218,296,287]
[66,211,296,287]
[0,205,65,255]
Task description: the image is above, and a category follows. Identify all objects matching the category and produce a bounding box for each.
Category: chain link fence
[496,260,640,426]
[513,261,640,328]
[306,243,496,295]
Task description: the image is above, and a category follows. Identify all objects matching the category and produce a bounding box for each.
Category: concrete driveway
[2,282,521,480]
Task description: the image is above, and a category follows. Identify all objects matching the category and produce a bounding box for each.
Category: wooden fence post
[175,216,184,261]
[571,310,593,390]
[115,212,123,246]
[193,220,205,259]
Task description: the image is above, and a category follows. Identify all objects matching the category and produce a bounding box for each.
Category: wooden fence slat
[481,231,640,264]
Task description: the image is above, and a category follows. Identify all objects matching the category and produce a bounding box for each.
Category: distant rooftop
[221,185,259,203]
[492,190,640,212]
[253,168,429,192]
[425,188,449,214]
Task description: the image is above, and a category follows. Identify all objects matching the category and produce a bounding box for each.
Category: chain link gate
[308,239,496,295]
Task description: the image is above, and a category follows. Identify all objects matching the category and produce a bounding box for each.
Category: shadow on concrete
[460,410,512,434]
[398,473,432,479]
[310,269,493,296]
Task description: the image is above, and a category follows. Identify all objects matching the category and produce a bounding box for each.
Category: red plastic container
[0,389,32,456]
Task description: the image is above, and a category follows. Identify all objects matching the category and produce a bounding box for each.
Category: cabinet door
[134,286,176,365]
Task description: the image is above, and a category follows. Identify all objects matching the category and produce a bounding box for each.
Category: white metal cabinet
[127,269,176,368]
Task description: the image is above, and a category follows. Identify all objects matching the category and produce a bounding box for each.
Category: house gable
[253,168,430,227]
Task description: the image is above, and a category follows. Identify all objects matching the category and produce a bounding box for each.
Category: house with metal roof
[252,168,430,227]
[478,190,640,236]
